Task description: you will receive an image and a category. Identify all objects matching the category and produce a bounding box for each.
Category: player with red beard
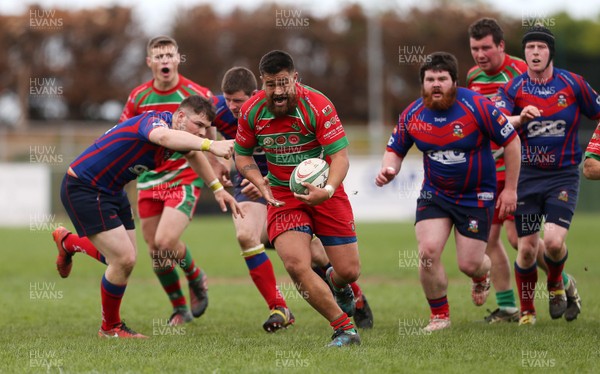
[376,52,521,331]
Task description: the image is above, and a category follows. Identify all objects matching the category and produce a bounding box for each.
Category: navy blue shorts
[233,169,268,205]
[60,174,135,237]
[515,166,579,237]
[415,195,493,242]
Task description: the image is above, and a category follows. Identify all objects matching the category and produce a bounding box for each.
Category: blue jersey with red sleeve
[70,111,173,194]
[212,95,238,140]
[387,87,517,207]
[495,68,600,169]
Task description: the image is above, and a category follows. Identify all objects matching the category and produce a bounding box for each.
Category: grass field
[1,214,599,373]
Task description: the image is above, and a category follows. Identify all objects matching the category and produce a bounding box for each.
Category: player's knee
[117,253,137,275]
[154,236,178,254]
[418,245,441,264]
[543,237,564,256]
[334,266,360,283]
[236,230,256,249]
[282,258,307,279]
[518,245,537,264]
[457,260,480,277]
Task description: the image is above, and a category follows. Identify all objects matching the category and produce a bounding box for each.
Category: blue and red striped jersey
[387,87,516,207]
[70,111,173,194]
[213,95,238,140]
[495,68,600,169]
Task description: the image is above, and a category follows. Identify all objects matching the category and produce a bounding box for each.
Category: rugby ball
[289,158,329,195]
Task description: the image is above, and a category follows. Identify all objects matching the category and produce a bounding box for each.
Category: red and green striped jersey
[235,83,349,187]
[467,54,527,177]
[586,123,600,161]
[119,75,213,190]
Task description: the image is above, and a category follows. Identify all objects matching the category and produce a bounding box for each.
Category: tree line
[1,2,599,127]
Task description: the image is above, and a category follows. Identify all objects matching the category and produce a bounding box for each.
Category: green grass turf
[1,214,599,373]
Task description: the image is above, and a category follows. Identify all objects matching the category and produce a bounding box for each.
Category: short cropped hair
[259,50,295,75]
[221,67,258,96]
[419,52,459,83]
[147,35,178,56]
[178,95,215,122]
[468,18,504,45]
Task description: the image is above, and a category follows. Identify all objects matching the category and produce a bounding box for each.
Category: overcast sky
[2,0,600,35]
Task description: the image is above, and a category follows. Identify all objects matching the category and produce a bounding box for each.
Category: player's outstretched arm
[235,153,283,207]
[185,151,243,218]
[149,127,234,159]
[375,151,403,187]
[496,136,521,219]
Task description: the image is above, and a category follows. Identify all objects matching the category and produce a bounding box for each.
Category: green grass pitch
[1,214,598,373]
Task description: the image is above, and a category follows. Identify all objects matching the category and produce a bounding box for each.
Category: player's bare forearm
[497,136,520,218]
[502,136,521,193]
[326,148,350,190]
[583,157,600,180]
[235,154,266,189]
[236,153,281,206]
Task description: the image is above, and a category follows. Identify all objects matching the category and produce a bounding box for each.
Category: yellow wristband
[209,179,224,193]
[324,184,335,198]
[200,138,213,151]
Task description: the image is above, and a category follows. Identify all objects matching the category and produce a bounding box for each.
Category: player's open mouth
[532,59,541,63]
[273,95,288,105]
[161,67,170,74]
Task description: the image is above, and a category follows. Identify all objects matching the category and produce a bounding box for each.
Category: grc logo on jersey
[151,119,169,128]
[426,150,466,165]
[501,122,515,138]
[387,135,395,147]
[527,120,566,137]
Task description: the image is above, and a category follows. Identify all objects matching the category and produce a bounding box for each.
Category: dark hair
[178,95,215,121]
[221,67,257,96]
[419,52,459,83]
[468,17,504,45]
[522,25,555,61]
[259,50,295,75]
[147,35,178,56]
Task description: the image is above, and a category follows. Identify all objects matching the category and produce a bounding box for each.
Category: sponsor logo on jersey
[460,98,475,112]
[477,192,494,201]
[426,149,466,164]
[387,135,394,147]
[434,117,447,123]
[288,135,300,144]
[526,120,566,137]
[324,115,339,129]
[151,119,169,128]
[276,136,287,145]
[291,121,301,131]
[453,123,464,138]
[501,123,515,138]
[129,164,149,175]
[497,114,507,126]
[322,105,332,116]
[491,95,506,108]
[557,94,568,107]
[263,137,275,146]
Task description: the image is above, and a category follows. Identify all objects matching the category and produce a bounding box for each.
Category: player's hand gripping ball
[289,158,329,195]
